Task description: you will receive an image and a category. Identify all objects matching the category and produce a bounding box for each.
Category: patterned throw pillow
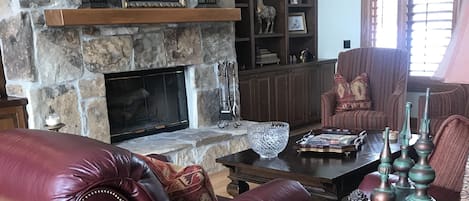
[139,155,217,201]
[335,73,372,112]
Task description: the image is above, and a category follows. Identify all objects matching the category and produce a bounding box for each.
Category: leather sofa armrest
[321,89,337,127]
[146,153,171,162]
[0,129,170,201]
[357,171,399,199]
[232,179,311,201]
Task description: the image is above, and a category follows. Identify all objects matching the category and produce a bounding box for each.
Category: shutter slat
[407,0,455,76]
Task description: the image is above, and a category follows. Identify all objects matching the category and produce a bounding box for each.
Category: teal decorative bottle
[371,127,395,201]
[393,102,415,188]
[406,88,435,201]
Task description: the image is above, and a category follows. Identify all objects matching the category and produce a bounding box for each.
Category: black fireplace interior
[105,67,188,143]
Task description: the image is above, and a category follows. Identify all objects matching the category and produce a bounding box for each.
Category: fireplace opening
[105,67,189,143]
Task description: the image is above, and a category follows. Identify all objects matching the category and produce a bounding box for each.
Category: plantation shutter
[361,0,378,47]
[362,0,400,48]
[406,0,456,76]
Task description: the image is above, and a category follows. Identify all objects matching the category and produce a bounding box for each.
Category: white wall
[317,0,361,59]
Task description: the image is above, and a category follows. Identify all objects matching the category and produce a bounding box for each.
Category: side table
[45,123,65,132]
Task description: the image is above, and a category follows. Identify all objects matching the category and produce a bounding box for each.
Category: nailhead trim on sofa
[79,188,128,201]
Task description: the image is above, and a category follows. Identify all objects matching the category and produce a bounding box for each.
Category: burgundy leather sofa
[0,129,311,201]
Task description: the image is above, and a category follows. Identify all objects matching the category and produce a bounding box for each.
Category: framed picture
[288,12,307,34]
[124,0,186,8]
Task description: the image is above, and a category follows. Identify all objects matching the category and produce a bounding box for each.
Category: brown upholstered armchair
[353,114,469,201]
[418,84,469,135]
[321,47,409,131]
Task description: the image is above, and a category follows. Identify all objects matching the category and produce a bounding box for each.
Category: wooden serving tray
[296,129,366,154]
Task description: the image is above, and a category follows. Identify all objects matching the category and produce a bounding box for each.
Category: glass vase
[247,122,289,158]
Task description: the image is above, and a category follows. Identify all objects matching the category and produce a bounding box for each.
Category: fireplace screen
[105,67,188,142]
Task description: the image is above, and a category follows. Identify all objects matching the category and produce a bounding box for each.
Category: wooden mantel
[44,8,241,26]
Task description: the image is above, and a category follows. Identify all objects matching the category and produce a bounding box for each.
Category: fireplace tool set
[217,60,241,129]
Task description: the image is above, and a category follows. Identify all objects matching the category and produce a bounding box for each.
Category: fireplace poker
[230,62,241,128]
[218,60,232,128]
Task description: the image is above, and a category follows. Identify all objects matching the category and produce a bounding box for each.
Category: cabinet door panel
[272,72,289,122]
[289,68,309,126]
[0,106,27,130]
[239,77,256,120]
[309,67,321,120]
[255,76,271,121]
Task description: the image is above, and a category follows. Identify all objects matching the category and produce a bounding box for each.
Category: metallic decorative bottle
[371,127,395,201]
[393,102,415,189]
[406,88,435,201]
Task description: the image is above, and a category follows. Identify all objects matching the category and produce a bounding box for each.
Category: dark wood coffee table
[215,131,417,201]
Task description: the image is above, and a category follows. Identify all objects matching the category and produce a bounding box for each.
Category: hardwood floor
[209,123,321,198]
[209,168,233,198]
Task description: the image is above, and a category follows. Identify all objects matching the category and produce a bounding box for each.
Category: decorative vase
[247,122,289,158]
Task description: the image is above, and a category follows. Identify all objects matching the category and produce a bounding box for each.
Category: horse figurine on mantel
[256,0,276,34]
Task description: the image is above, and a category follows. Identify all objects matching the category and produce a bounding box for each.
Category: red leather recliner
[0,129,311,201]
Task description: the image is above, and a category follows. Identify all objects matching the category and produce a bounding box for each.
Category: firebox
[105,67,188,142]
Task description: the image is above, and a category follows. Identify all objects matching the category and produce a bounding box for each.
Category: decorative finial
[419,88,431,135]
[393,102,415,192]
[406,88,435,201]
[371,127,395,201]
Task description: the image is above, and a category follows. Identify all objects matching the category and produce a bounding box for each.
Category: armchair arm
[232,179,311,201]
[321,89,337,127]
[418,85,466,120]
[384,87,406,131]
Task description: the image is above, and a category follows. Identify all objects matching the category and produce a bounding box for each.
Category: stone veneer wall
[0,0,239,143]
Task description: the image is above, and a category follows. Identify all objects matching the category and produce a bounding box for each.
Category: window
[362,0,459,77]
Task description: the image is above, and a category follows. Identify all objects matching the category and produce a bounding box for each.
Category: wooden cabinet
[239,60,336,128]
[0,52,28,130]
[239,69,289,122]
[235,0,317,70]
[289,66,312,127]
[0,97,28,130]
[235,0,335,127]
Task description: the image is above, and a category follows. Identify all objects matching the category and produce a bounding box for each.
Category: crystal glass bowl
[247,122,289,158]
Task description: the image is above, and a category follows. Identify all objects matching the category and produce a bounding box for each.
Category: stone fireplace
[0,1,240,144]
[105,67,189,142]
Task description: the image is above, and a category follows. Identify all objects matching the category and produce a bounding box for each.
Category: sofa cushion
[140,155,217,201]
[335,73,372,112]
[328,110,386,130]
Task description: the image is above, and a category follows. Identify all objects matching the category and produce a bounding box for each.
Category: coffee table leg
[227,179,249,197]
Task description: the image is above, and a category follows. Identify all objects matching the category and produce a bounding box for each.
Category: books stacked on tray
[296,129,367,154]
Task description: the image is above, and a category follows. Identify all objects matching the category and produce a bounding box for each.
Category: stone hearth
[116,121,253,173]
[0,0,247,172]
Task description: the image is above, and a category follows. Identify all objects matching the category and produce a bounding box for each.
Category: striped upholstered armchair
[417,84,469,136]
[321,47,409,131]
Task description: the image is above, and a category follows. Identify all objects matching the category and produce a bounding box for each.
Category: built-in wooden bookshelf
[44,8,241,26]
